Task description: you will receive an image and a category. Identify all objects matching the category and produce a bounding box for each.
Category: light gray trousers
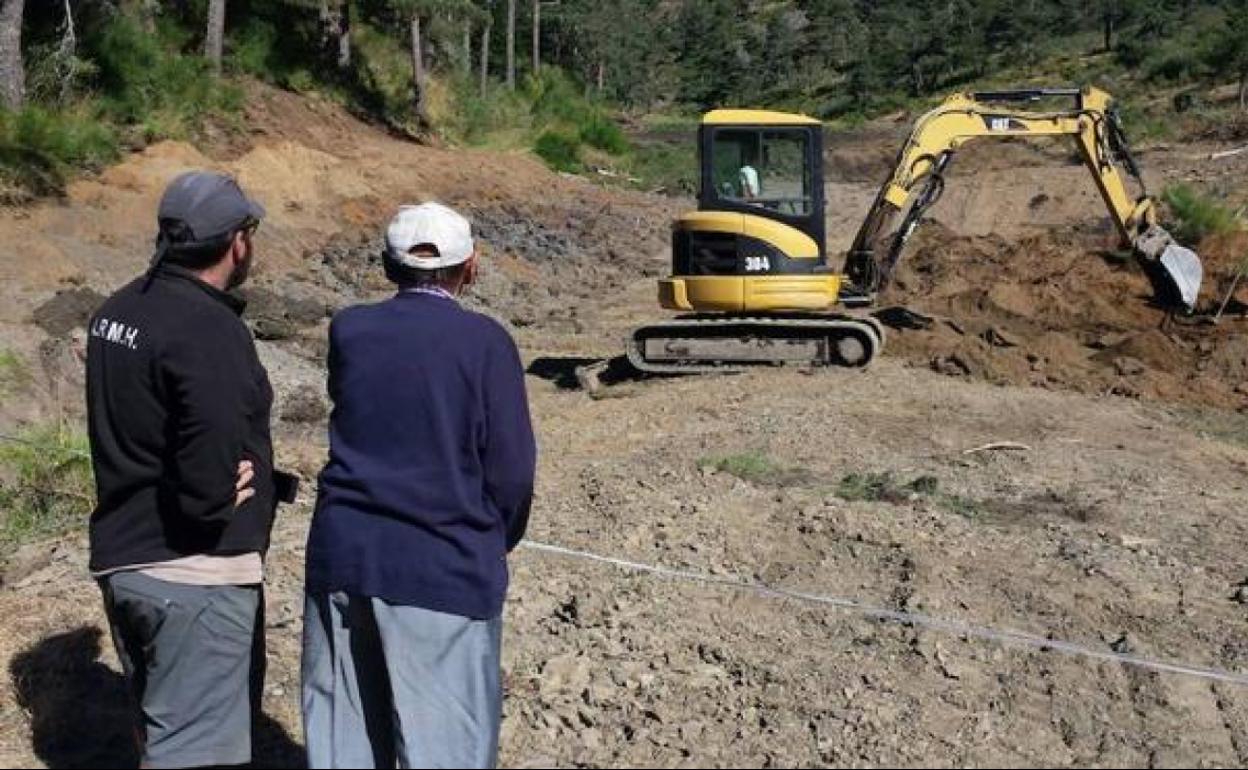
[301,592,503,769]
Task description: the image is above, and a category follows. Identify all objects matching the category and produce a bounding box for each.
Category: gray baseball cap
[158,171,265,243]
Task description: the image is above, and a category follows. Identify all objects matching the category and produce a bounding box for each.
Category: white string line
[519,540,1248,687]
[7,435,1246,686]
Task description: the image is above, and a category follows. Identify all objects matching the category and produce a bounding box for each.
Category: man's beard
[226,250,252,290]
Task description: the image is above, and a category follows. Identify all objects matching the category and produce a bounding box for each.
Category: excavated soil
[1,83,1248,768]
[879,224,1248,409]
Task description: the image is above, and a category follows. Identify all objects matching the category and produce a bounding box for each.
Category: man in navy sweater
[301,202,536,769]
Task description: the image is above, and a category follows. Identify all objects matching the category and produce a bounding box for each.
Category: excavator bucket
[1134,225,1203,311]
[1158,243,1203,311]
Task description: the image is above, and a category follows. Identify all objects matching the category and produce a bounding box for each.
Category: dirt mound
[31,288,105,338]
[880,224,1248,408]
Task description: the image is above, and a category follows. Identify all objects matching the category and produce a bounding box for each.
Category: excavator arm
[844,86,1203,310]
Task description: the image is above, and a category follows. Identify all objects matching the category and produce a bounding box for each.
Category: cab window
[710,128,811,216]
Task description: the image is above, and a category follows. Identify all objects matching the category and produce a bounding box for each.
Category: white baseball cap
[384,202,475,269]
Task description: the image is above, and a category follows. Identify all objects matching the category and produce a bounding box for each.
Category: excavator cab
[637,110,885,373]
[664,110,844,314]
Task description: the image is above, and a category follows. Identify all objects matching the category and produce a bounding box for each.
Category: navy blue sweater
[305,291,536,619]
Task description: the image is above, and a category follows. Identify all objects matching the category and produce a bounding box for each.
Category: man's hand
[235,460,255,508]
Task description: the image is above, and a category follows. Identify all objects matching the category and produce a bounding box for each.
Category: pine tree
[674,0,745,108]
[1207,1,1248,109]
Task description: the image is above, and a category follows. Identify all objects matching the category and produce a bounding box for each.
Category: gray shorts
[99,571,264,769]
[301,592,503,769]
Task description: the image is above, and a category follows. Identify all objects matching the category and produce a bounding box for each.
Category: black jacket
[86,265,276,572]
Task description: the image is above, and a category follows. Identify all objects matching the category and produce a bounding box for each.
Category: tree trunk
[319,1,351,69]
[1240,70,1247,111]
[532,0,540,77]
[462,20,471,76]
[205,0,225,75]
[596,60,604,93]
[0,0,24,110]
[411,15,427,125]
[58,0,76,102]
[317,1,332,63]
[1102,11,1114,52]
[480,22,490,97]
[333,1,350,71]
[506,0,515,90]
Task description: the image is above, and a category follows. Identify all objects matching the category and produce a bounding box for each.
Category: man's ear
[463,251,479,286]
[230,231,248,264]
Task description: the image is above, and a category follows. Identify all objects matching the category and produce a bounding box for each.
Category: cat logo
[983,115,1025,132]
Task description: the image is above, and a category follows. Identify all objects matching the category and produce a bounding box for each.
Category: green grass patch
[0,14,247,197]
[1113,98,1175,143]
[700,452,781,483]
[1162,184,1242,244]
[578,113,629,155]
[0,106,119,195]
[622,139,697,194]
[225,15,323,95]
[533,130,583,172]
[835,471,987,519]
[527,69,594,126]
[346,21,422,130]
[88,16,243,141]
[0,423,93,558]
[835,471,933,503]
[437,68,634,176]
[438,77,533,146]
[0,351,31,395]
[698,451,815,486]
[935,493,989,520]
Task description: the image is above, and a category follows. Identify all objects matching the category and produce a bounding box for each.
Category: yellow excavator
[627,86,1203,373]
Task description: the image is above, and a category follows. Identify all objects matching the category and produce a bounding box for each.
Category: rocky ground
[1,83,1248,767]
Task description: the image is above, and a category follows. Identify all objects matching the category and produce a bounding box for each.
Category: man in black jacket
[86,171,276,768]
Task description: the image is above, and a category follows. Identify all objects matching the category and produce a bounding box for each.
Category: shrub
[86,16,241,138]
[699,452,782,484]
[533,130,582,172]
[527,68,593,125]
[0,423,94,557]
[440,77,533,145]
[696,451,815,486]
[1162,184,1241,244]
[579,112,629,154]
[0,106,118,195]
